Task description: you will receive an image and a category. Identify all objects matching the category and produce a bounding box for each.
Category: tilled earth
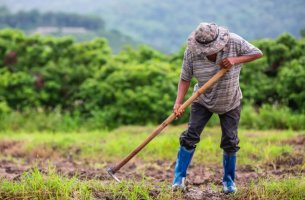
[0,135,304,200]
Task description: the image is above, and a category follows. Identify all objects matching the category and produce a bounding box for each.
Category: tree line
[0,6,137,53]
[0,6,105,30]
[0,29,304,129]
[2,0,305,53]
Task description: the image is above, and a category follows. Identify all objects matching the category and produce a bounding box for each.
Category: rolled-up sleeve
[180,48,193,81]
[238,38,262,56]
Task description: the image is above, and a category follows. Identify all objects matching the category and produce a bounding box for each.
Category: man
[172,22,263,193]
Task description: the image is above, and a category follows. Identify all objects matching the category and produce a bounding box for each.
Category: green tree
[277,58,305,112]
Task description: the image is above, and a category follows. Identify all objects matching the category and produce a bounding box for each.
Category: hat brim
[187,26,229,56]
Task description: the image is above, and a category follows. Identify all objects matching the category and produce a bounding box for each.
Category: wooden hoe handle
[109,68,228,174]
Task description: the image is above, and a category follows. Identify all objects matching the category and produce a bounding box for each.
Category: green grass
[0,126,302,166]
[104,180,175,200]
[1,166,304,200]
[237,176,305,200]
[0,167,174,200]
[0,126,304,199]
[0,167,93,200]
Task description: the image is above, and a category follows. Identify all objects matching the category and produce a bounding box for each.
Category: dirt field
[0,135,304,199]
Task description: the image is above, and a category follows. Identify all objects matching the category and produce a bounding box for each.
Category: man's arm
[220,34,264,68]
[219,53,263,69]
[173,79,191,117]
[174,48,193,117]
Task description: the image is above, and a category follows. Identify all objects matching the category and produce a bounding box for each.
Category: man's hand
[219,57,237,69]
[173,103,184,118]
[219,54,263,69]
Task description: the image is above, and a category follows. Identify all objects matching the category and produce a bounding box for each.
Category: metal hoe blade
[107,168,121,182]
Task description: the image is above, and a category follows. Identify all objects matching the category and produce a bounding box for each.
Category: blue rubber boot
[172,146,195,191]
[223,152,237,194]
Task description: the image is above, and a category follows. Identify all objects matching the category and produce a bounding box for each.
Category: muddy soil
[285,135,305,151]
[0,157,304,200]
[0,135,304,200]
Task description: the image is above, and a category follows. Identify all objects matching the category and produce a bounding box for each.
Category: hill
[0,6,138,53]
[1,0,305,52]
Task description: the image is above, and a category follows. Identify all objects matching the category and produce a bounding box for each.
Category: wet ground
[0,135,304,200]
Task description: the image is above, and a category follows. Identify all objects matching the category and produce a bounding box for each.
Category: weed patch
[236,177,305,200]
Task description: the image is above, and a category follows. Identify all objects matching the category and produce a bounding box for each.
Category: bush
[240,104,305,130]
[276,58,305,113]
[0,108,82,132]
[0,29,305,129]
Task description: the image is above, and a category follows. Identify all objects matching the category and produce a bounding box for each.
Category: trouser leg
[219,105,241,193]
[173,103,212,187]
[219,104,241,153]
[179,102,213,150]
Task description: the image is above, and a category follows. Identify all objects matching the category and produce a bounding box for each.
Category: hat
[187,22,229,55]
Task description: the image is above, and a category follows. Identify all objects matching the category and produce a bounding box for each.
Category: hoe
[107,68,228,182]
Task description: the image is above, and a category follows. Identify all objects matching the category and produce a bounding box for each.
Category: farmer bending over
[172,22,263,194]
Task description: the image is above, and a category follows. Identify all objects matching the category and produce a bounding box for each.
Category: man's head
[187,22,229,56]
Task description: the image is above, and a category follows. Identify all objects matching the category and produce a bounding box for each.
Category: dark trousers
[180,102,241,153]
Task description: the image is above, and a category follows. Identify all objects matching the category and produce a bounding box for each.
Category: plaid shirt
[180,33,262,114]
